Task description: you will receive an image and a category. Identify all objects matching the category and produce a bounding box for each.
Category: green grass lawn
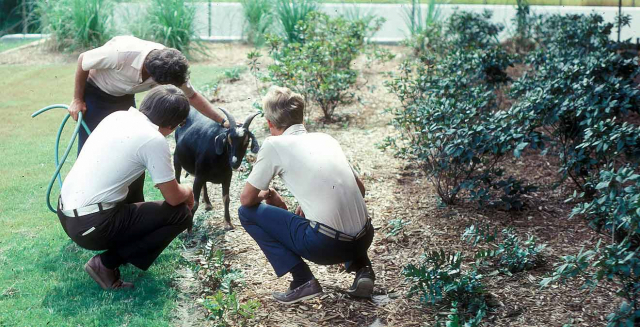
[0,62,233,326]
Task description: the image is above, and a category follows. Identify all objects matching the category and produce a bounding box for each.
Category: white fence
[112,2,640,43]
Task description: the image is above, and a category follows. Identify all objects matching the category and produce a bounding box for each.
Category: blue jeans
[238,204,373,277]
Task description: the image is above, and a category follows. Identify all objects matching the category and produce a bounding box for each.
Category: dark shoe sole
[273,290,322,304]
[84,262,109,290]
[346,277,374,298]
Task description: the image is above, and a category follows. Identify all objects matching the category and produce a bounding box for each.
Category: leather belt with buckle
[59,197,117,217]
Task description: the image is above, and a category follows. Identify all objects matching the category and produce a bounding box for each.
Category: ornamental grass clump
[273,0,318,44]
[139,0,200,58]
[240,0,273,47]
[37,0,113,51]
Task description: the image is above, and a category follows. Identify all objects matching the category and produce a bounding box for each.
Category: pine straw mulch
[166,43,621,327]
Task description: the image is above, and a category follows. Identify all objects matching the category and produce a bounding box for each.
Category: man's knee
[238,205,255,224]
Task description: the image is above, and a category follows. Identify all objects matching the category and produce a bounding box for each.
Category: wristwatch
[221,118,227,126]
[266,188,272,199]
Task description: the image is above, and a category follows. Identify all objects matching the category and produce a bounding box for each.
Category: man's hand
[68,98,86,121]
[295,205,305,218]
[266,188,288,210]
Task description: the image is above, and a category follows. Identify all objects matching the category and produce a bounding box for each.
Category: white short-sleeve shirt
[82,35,195,97]
[247,124,368,236]
[60,108,175,209]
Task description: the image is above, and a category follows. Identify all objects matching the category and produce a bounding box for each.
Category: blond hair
[262,87,304,130]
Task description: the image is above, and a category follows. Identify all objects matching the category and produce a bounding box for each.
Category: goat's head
[214,107,260,170]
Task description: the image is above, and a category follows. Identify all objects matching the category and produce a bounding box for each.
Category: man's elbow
[239,192,252,207]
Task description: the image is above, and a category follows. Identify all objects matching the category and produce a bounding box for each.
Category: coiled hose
[31,104,91,213]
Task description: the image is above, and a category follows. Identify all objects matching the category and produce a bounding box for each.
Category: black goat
[174,107,260,230]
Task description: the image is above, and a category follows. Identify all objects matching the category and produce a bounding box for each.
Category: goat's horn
[243,112,260,129]
[218,107,237,135]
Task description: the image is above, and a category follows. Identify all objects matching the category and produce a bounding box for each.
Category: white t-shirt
[247,124,368,236]
[82,35,195,97]
[60,108,175,209]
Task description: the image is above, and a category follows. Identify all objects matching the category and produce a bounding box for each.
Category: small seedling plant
[463,224,546,274]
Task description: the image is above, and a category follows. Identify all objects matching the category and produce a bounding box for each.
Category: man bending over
[57,85,194,290]
[239,87,375,304]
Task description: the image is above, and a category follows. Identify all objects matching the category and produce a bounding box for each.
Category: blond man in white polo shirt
[68,35,233,203]
[239,87,375,304]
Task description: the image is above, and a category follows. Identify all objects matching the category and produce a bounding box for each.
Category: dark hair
[144,48,189,86]
[139,85,190,128]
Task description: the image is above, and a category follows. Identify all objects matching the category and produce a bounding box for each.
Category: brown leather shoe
[84,255,134,290]
[272,278,322,304]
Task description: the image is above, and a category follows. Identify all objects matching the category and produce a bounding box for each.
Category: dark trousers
[57,200,192,271]
[238,204,373,277]
[79,81,145,202]
[79,81,135,152]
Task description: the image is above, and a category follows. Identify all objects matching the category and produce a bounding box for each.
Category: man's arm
[240,182,288,210]
[189,92,230,128]
[69,53,89,121]
[156,179,195,210]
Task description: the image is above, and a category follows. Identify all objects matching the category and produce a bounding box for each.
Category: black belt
[309,219,371,242]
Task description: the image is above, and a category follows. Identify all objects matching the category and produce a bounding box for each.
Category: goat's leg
[191,176,205,216]
[202,183,213,211]
[173,155,182,183]
[222,176,233,230]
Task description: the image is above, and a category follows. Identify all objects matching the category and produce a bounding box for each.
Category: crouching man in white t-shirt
[239,87,375,304]
[57,85,195,290]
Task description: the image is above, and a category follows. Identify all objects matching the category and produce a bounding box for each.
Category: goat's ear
[214,133,227,155]
[250,133,260,153]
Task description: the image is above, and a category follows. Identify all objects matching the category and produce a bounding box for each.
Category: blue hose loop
[31,104,91,213]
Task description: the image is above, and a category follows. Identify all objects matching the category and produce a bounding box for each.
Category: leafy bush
[463,224,546,273]
[224,67,242,82]
[240,0,273,47]
[403,250,487,325]
[509,14,640,192]
[387,47,541,205]
[267,12,380,120]
[447,10,502,50]
[541,239,640,327]
[273,0,318,44]
[139,0,200,57]
[37,0,113,51]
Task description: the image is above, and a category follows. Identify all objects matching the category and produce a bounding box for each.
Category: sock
[100,251,124,270]
[289,262,314,289]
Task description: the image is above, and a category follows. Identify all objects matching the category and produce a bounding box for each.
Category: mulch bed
[169,43,621,327]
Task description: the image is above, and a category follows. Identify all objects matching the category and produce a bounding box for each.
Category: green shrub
[224,67,242,82]
[267,12,380,120]
[37,0,113,51]
[508,14,640,192]
[403,250,487,325]
[240,0,273,47]
[463,225,546,273]
[140,0,200,57]
[447,10,503,50]
[386,218,411,237]
[387,48,541,206]
[541,239,640,327]
[273,0,318,44]
[401,0,442,37]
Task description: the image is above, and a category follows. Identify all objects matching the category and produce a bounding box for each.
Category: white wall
[113,2,640,43]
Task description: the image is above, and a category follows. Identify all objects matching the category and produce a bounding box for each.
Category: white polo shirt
[247,124,368,236]
[60,108,175,209]
[82,35,195,97]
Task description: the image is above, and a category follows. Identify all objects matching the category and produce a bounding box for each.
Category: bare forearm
[240,187,271,207]
[73,54,89,101]
[189,92,225,124]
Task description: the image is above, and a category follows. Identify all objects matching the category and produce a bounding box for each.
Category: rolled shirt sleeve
[137,135,176,185]
[246,139,282,190]
[81,42,120,71]
[180,81,196,98]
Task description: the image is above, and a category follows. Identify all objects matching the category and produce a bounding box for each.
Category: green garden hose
[31,104,91,213]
